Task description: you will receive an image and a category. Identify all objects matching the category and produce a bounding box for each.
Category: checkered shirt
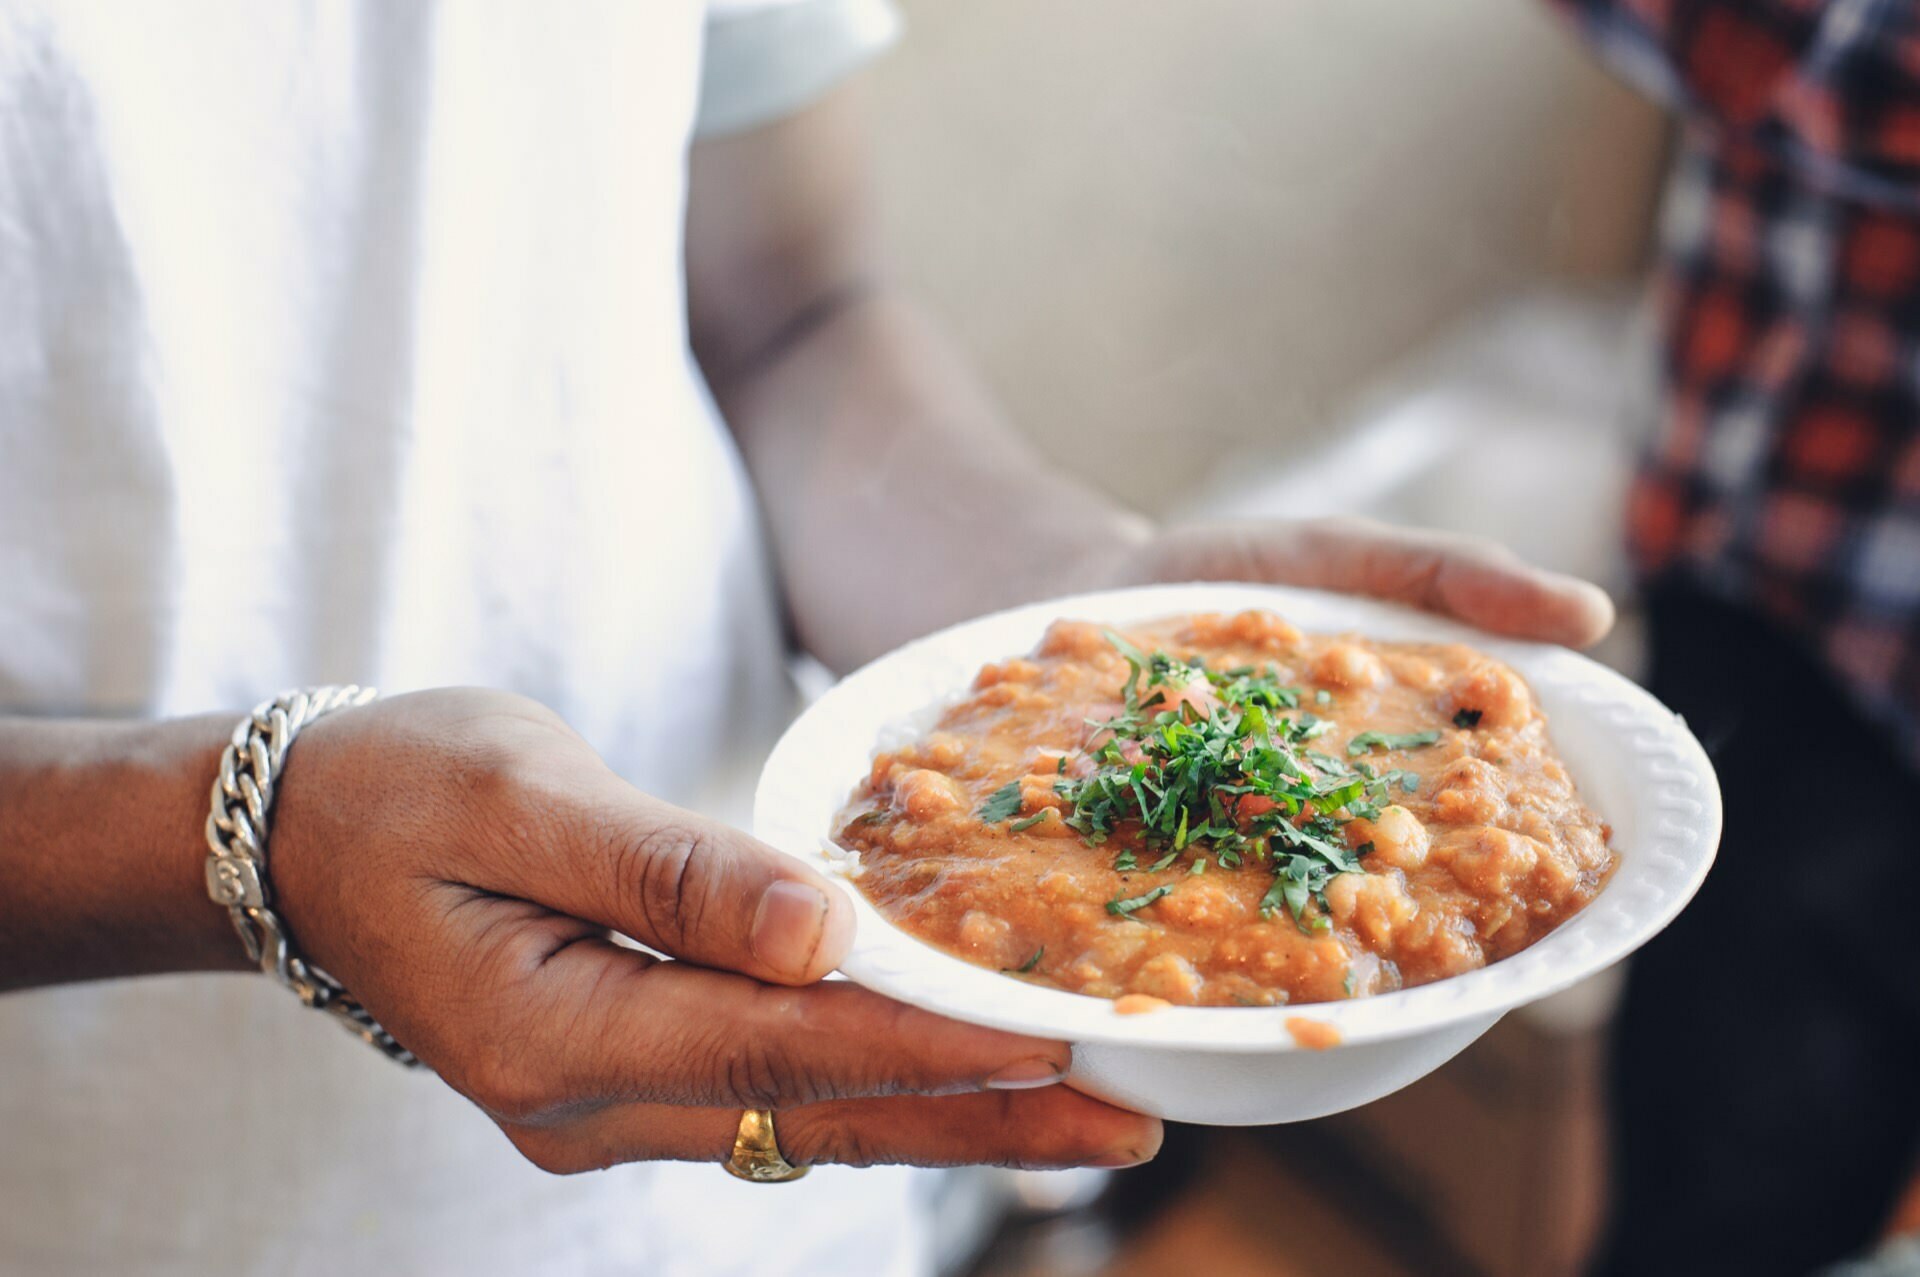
[1552,0,1920,763]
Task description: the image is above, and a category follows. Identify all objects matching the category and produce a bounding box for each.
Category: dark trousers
[1590,586,1920,1277]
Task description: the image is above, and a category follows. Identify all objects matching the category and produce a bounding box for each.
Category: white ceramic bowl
[754,583,1721,1125]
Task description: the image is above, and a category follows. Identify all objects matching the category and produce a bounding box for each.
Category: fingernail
[1089,1147,1154,1169]
[750,881,829,981]
[984,1057,1066,1090]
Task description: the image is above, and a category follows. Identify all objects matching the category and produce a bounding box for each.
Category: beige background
[866,0,1667,513]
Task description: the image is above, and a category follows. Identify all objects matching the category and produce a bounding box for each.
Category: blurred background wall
[867,0,1666,515]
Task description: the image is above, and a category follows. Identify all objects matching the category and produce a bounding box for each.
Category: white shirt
[0,2,924,1273]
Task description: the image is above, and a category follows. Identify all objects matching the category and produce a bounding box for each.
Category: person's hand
[266,688,1161,1174]
[1088,515,1615,648]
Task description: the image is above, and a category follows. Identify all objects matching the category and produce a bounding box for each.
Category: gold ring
[723,1108,809,1183]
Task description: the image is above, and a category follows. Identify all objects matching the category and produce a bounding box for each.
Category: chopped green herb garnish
[1347,729,1442,757]
[1034,633,1422,935]
[1311,774,1367,814]
[1452,708,1483,729]
[1315,689,1333,707]
[1342,968,1357,998]
[1008,810,1049,833]
[977,781,1024,823]
[1107,884,1174,917]
[1305,749,1352,777]
[1103,629,1151,702]
[1014,946,1044,973]
[1209,665,1301,711]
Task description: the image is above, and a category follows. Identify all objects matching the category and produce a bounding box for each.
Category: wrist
[0,713,251,991]
[199,687,419,1064]
[90,715,253,978]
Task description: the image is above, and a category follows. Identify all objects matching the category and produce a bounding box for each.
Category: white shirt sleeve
[694,0,902,137]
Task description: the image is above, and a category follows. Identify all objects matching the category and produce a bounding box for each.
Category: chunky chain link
[203,685,422,1068]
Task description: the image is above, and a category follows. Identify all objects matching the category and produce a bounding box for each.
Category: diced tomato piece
[1225,793,1277,823]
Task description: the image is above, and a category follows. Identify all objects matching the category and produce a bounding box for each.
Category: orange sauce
[835,611,1614,1008]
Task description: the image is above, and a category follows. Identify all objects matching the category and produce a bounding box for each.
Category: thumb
[485,785,856,986]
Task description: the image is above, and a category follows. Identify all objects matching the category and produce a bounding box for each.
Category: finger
[1289,517,1616,647]
[463,938,1074,1120]
[1143,516,1616,648]
[500,1086,1164,1175]
[473,772,856,986]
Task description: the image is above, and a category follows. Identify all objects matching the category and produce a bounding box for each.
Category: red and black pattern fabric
[1551,0,1920,765]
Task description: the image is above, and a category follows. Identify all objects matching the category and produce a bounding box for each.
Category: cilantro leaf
[977,781,1024,823]
[1453,708,1484,729]
[1106,884,1174,917]
[1305,749,1352,777]
[1103,629,1165,705]
[1347,729,1442,757]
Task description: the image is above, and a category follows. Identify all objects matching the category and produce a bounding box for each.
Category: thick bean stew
[832,612,1615,1008]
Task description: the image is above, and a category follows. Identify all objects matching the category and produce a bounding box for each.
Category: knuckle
[671,980,873,1109]
[1302,513,1374,543]
[1444,538,1512,575]
[780,1110,879,1169]
[441,687,574,744]
[455,747,551,848]
[720,1031,832,1109]
[449,702,535,774]
[617,820,725,952]
[452,712,580,816]
[443,738,590,885]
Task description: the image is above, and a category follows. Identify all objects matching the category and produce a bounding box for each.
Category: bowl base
[1068,1012,1503,1125]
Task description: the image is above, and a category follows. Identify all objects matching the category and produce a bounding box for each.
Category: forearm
[717,286,1150,672]
[0,713,247,992]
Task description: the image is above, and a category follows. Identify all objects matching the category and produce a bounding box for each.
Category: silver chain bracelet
[203,685,422,1067]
